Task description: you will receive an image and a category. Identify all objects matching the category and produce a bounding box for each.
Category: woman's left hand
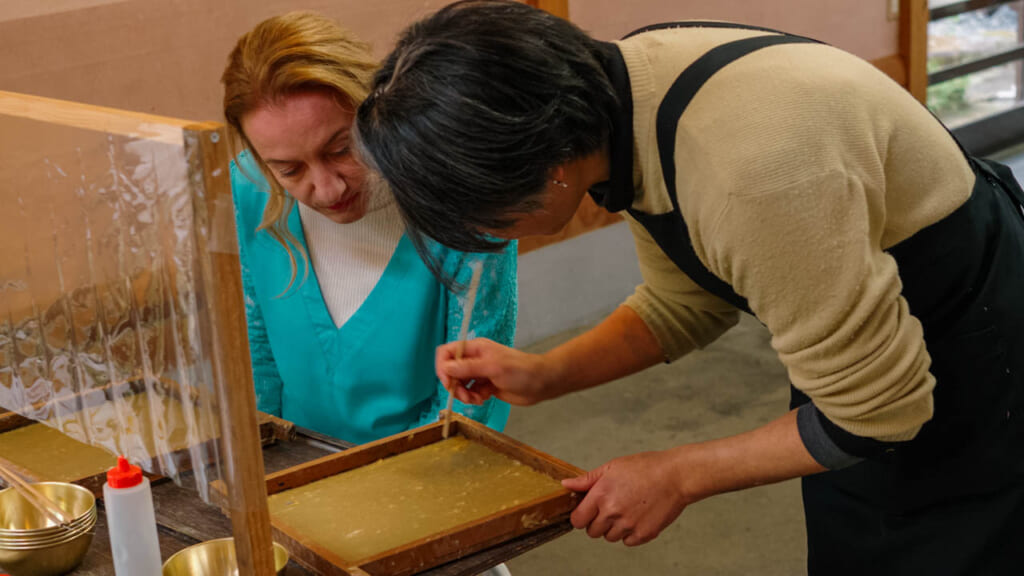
[561,448,692,546]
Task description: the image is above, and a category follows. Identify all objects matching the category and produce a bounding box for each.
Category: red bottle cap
[107,456,143,489]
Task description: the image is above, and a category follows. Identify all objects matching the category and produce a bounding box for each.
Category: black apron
[594,22,1024,575]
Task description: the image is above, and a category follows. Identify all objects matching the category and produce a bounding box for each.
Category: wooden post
[185,121,276,576]
[871,54,908,88]
[900,0,930,104]
[526,0,569,19]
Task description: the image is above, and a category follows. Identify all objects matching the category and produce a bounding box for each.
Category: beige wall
[571,0,899,61]
[0,0,450,122]
[0,1,899,123]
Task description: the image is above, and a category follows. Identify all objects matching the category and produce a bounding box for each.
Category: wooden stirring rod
[443,261,484,439]
[0,462,71,527]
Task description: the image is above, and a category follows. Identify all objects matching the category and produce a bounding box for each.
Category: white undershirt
[298,189,403,328]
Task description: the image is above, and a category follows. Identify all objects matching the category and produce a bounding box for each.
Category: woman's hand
[435,338,558,406]
[562,448,693,546]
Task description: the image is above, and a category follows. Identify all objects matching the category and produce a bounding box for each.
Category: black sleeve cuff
[796,403,898,470]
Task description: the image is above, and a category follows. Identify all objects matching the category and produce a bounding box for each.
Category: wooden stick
[443,261,484,439]
[0,461,70,526]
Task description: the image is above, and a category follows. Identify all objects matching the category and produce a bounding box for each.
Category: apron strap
[656,34,822,217]
[637,31,821,313]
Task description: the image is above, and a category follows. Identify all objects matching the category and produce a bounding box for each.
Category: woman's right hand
[435,339,558,406]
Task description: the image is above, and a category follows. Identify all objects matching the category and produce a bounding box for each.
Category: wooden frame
[227,414,584,576]
[524,0,568,19]
[900,0,930,103]
[185,119,277,576]
[0,90,277,575]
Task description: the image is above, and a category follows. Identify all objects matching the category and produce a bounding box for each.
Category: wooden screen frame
[0,90,277,576]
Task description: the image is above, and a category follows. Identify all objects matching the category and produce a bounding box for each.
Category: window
[928,0,1024,154]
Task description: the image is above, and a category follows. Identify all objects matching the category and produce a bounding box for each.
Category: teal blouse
[231,156,516,444]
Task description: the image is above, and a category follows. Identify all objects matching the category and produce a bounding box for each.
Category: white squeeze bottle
[104,455,162,575]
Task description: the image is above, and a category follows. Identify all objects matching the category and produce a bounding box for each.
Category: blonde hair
[222,11,378,290]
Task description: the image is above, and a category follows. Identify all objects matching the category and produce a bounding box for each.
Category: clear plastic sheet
[0,102,227,502]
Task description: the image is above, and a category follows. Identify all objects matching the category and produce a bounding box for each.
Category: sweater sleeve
[231,161,285,417]
[623,216,740,361]
[417,241,517,432]
[707,169,934,448]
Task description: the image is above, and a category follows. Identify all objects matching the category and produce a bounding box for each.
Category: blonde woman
[221,12,516,448]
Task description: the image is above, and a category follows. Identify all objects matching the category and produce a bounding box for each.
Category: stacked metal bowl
[0,482,97,576]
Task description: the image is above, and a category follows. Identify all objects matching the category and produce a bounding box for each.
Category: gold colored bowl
[0,509,96,548]
[162,538,290,576]
[0,514,95,550]
[0,482,96,535]
[0,482,98,576]
[0,527,95,576]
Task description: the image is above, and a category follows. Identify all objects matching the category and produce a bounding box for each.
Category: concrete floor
[504,315,806,575]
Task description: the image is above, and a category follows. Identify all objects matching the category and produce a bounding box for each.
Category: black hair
[355,0,616,276]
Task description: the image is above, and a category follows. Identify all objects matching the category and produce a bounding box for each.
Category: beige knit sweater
[617,26,975,442]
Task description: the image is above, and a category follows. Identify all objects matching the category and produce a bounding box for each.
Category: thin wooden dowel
[443,261,484,439]
[0,462,71,526]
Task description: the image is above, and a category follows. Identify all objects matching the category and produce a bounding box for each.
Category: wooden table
[69,434,571,575]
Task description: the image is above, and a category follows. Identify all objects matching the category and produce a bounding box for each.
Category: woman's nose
[311,164,347,203]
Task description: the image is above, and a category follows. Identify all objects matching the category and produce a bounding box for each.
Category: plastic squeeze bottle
[104,456,162,575]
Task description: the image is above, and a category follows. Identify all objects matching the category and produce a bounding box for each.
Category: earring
[552,179,569,188]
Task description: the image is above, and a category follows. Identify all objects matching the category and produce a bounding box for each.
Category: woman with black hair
[355,1,1024,574]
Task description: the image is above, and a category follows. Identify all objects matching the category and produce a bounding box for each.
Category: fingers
[434,341,472,388]
[443,356,494,382]
[565,462,665,546]
[561,470,601,492]
[450,381,495,405]
[603,524,633,543]
[435,344,454,387]
[587,512,616,539]
[436,339,550,407]
[572,491,632,542]
[569,492,599,530]
[568,467,604,530]
[623,529,658,547]
[435,339,501,387]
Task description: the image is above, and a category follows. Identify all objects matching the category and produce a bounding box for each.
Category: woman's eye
[278,166,299,178]
[329,146,350,158]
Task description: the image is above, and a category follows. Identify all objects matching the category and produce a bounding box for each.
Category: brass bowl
[0,508,96,547]
[162,538,290,576]
[0,527,94,576]
[0,482,97,576]
[0,482,96,535]
[0,513,95,549]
